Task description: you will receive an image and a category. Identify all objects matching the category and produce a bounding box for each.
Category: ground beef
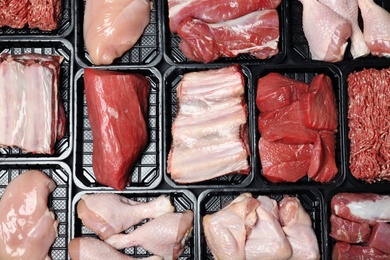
[347,67,390,183]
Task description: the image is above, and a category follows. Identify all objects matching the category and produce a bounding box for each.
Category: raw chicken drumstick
[105,210,194,260]
[77,194,174,239]
[0,170,58,260]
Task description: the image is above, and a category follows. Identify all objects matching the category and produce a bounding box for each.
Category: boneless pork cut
[0,53,66,154]
[83,69,150,190]
[167,65,251,183]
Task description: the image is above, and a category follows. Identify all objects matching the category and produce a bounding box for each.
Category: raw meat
[0,170,58,260]
[68,237,163,260]
[331,193,390,225]
[258,101,318,144]
[329,214,371,244]
[0,53,65,154]
[332,242,389,260]
[168,0,282,33]
[299,74,338,131]
[77,194,174,240]
[299,0,352,62]
[347,68,390,182]
[203,193,259,260]
[258,137,312,183]
[83,68,150,190]
[256,73,308,113]
[105,210,194,259]
[0,0,61,30]
[319,0,370,58]
[167,65,250,183]
[279,196,320,260]
[368,222,390,254]
[177,10,280,63]
[83,0,152,65]
[358,0,390,57]
[245,196,292,260]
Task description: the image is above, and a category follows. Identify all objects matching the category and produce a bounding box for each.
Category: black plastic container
[75,0,162,67]
[0,162,72,259]
[198,188,325,259]
[162,65,256,189]
[70,189,197,259]
[0,39,74,161]
[73,67,162,190]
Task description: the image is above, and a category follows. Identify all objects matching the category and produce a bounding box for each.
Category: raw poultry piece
[203,193,259,260]
[245,196,292,260]
[332,242,389,260]
[368,222,390,254]
[319,0,370,58]
[347,68,390,182]
[358,0,390,57]
[168,0,282,33]
[77,193,174,240]
[0,53,65,154]
[279,196,320,260]
[0,170,58,260]
[68,237,163,260]
[331,193,390,226]
[83,69,150,190]
[329,214,371,244]
[299,0,352,62]
[177,10,279,63]
[83,0,152,65]
[105,210,194,259]
[167,65,250,183]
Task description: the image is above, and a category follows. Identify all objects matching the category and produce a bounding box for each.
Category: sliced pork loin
[168,65,250,183]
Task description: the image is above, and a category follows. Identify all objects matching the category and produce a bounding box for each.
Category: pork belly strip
[168,65,250,183]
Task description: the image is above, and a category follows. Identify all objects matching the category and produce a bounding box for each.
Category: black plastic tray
[75,0,162,67]
[252,63,347,188]
[198,188,325,259]
[73,67,162,190]
[0,0,73,38]
[162,65,256,189]
[70,189,197,260]
[0,162,72,260]
[0,39,74,161]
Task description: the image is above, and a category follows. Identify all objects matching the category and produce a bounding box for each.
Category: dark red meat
[332,242,388,260]
[330,214,371,244]
[84,68,150,190]
[168,0,282,33]
[368,222,390,254]
[299,74,338,131]
[347,68,390,183]
[258,137,312,183]
[258,101,317,144]
[177,10,279,63]
[256,72,308,113]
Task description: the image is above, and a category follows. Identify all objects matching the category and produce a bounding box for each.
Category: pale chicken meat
[318,0,370,58]
[68,237,163,260]
[299,0,352,62]
[279,196,320,260]
[105,210,194,259]
[358,0,390,57]
[203,193,259,260]
[77,193,174,240]
[245,196,292,260]
[0,170,58,260]
[83,0,152,65]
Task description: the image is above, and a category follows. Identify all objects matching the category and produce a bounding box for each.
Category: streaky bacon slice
[168,65,250,183]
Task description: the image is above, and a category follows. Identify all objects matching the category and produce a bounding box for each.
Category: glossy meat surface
[83,0,151,65]
[330,214,371,243]
[77,194,174,240]
[168,0,282,33]
[332,242,389,260]
[83,69,150,190]
[177,10,279,63]
[0,170,58,260]
[368,222,390,254]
